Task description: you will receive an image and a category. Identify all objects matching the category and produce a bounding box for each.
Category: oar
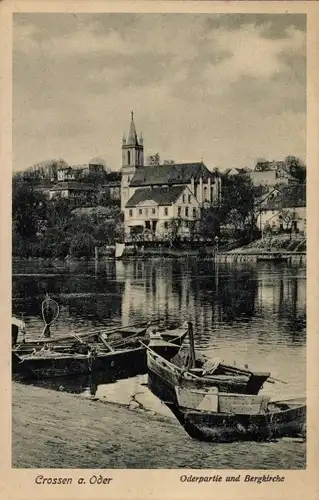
[31,320,156,344]
[267,376,288,385]
[217,361,287,385]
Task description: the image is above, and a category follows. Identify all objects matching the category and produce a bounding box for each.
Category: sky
[13,13,306,172]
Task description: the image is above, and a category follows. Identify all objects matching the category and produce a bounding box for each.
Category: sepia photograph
[10,9,308,472]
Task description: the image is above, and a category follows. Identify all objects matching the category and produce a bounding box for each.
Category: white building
[121,112,221,240]
[256,185,306,235]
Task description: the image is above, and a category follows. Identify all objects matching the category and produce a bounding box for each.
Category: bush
[69,233,96,258]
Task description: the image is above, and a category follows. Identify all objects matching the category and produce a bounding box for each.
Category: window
[127,151,131,165]
[204,186,208,202]
[182,194,186,203]
[164,221,168,229]
[193,208,196,218]
[139,209,142,215]
[178,206,181,216]
[164,207,168,216]
[188,194,191,203]
[129,209,133,217]
[185,207,189,217]
[152,208,156,215]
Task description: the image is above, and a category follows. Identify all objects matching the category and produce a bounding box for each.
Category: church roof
[130,162,215,187]
[126,112,139,147]
[126,186,185,208]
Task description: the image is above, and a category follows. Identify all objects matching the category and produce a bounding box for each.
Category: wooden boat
[169,386,306,442]
[12,327,187,380]
[147,349,271,405]
[12,343,146,380]
[13,322,152,349]
[147,322,271,402]
[13,324,188,356]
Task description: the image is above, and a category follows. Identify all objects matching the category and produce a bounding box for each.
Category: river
[12,258,306,468]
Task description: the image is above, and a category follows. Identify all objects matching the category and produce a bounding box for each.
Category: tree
[198,207,220,240]
[167,217,183,246]
[81,170,107,186]
[146,153,161,166]
[220,174,255,231]
[12,178,47,240]
[279,209,300,239]
[163,159,175,165]
[282,156,306,183]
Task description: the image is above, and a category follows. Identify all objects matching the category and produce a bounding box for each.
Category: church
[121,113,221,240]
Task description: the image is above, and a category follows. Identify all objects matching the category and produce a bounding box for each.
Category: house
[34,182,54,199]
[224,167,249,176]
[125,185,200,239]
[57,165,88,181]
[256,185,306,235]
[249,160,294,187]
[121,112,221,240]
[88,158,109,174]
[49,182,97,202]
[57,162,107,182]
[103,181,121,201]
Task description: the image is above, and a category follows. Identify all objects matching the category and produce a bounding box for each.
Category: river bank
[12,382,306,469]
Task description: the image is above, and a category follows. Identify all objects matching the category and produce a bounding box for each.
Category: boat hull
[147,351,269,405]
[13,337,184,380]
[12,347,147,380]
[171,402,306,443]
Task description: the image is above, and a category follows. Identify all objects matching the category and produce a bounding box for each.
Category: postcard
[1,1,318,500]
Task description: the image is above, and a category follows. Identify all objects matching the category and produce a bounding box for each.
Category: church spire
[127,110,139,146]
[126,111,139,146]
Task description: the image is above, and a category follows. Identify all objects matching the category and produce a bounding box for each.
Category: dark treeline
[12,175,123,259]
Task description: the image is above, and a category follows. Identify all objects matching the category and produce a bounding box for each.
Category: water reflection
[12,258,306,400]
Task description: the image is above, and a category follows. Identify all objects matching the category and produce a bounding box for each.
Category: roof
[70,164,89,171]
[224,167,249,175]
[130,162,216,187]
[50,182,96,191]
[262,185,306,210]
[89,157,106,166]
[57,166,71,171]
[126,186,186,207]
[126,113,139,147]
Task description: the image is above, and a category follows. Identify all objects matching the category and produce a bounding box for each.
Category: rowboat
[12,327,188,380]
[12,344,146,380]
[169,386,306,442]
[147,349,271,406]
[147,322,271,401]
[13,323,152,349]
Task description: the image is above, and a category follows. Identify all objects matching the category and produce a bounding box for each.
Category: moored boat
[170,386,306,442]
[12,326,188,380]
[12,344,146,380]
[147,349,270,405]
[147,322,271,403]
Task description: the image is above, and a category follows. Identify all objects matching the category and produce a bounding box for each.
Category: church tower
[121,111,144,211]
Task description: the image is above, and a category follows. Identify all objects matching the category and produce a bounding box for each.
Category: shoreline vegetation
[12,382,306,469]
[12,164,306,263]
[12,234,306,265]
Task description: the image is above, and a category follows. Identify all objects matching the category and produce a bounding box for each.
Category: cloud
[202,23,306,87]
[12,13,306,172]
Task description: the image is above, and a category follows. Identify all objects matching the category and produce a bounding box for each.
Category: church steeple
[121,112,144,211]
[122,111,144,168]
[127,111,139,146]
